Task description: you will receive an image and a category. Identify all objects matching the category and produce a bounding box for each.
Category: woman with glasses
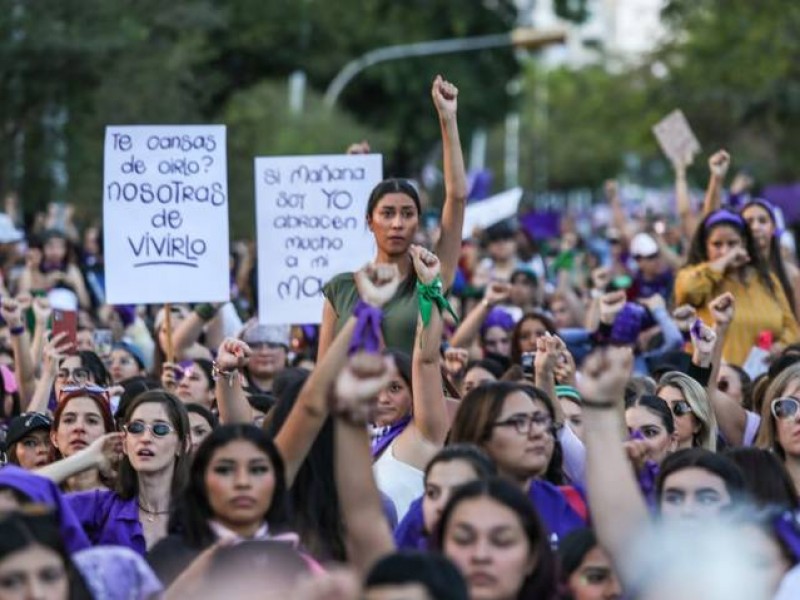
[318,76,466,360]
[756,363,800,495]
[50,386,116,492]
[66,389,191,554]
[448,381,585,540]
[656,372,718,451]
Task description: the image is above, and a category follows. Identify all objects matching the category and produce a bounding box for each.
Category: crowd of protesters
[0,75,799,599]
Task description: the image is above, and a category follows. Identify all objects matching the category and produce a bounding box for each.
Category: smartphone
[52,310,77,354]
[93,329,113,358]
[521,352,535,378]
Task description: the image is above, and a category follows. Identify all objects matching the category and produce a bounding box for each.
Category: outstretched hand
[431,75,458,118]
[354,263,400,308]
[708,149,730,179]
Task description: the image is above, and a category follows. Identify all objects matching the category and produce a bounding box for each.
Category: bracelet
[417,276,458,327]
[212,361,238,387]
[195,303,218,322]
[581,397,618,409]
[9,325,25,336]
[348,300,383,356]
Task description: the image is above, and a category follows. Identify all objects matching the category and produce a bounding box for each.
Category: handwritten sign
[652,109,701,166]
[462,187,522,237]
[103,125,229,304]
[254,154,382,325]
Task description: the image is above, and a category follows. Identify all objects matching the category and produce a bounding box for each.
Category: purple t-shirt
[66,489,145,555]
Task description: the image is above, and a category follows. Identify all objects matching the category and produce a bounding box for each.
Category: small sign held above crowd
[652,109,701,166]
[254,154,382,325]
[103,125,230,304]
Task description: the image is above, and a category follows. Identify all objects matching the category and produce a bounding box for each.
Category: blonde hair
[657,372,718,451]
[755,363,800,457]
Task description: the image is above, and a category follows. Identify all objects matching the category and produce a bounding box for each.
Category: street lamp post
[323,28,566,107]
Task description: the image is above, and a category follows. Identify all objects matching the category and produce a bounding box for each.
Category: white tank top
[373,440,424,522]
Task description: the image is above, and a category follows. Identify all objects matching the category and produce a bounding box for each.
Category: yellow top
[674,263,799,366]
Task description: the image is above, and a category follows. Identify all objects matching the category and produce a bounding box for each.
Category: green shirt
[323,271,419,355]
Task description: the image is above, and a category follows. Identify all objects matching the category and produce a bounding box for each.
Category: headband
[704,209,746,232]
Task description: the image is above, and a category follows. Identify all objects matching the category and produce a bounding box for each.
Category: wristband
[417,276,458,327]
[195,303,218,322]
[348,300,383,356]
[581,397,617,409]
[9,325,25,336]
[211,361,238,387]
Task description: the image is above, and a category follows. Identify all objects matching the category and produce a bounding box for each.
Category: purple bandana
[773,510,800,561]
[370,415,411,458]
[348,300,383,356]
[743,198,784,237]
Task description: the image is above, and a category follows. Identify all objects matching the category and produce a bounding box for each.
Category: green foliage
[0,0,521,236]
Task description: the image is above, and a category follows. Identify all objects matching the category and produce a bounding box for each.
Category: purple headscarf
[0,465,90,553]
[480,308,515,339]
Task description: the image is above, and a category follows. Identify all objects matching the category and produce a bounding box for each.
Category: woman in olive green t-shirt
[318,75,467,358]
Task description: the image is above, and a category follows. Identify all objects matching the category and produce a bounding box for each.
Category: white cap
[239,320,291,347]
[0,214,23,244]
[630,233,659,258]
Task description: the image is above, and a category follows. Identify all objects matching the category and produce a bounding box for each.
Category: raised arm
[26,333,70,415]
[702,150,730,217]
[449,281,509,351]
[674,159,696,240]
[578,347,650,585]
[2,298,35,405]
[213,338,254,425]
[605,180,632,242]
[275,264,400,487]
[30,297,52,375]
[333,353,397,576]
[704,292,749,445]
[406,246,449,446]
[316,300,339,362]
[431,75,467,290]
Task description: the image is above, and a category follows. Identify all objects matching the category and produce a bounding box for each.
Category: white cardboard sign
[254,154,382,325]
[652,109,701,166]
[103,125,229,304]
[462,187,523,237]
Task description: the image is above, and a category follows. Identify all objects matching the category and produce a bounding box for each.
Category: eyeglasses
[57,367,90,383]
[58,384,109,404]
[671,400,693,417]
[493,413,553,435]
[123,421,175,437]
[771,397,800,421]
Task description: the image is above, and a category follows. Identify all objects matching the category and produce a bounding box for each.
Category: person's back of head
[365,551,469,600]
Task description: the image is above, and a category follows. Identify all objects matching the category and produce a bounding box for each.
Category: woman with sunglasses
[66,389,191,554]
[318,76,466,360]
[577,348,763,591]
[656,372,718,451]
[756,362,800,495]
[50,385,116,492]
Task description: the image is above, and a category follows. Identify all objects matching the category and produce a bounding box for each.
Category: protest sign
[254,154,382,325]
[462,187,522,237]
[652,109,701,166]
[103,125,229,304]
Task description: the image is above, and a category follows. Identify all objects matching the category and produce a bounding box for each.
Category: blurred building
[516,0,667,67]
